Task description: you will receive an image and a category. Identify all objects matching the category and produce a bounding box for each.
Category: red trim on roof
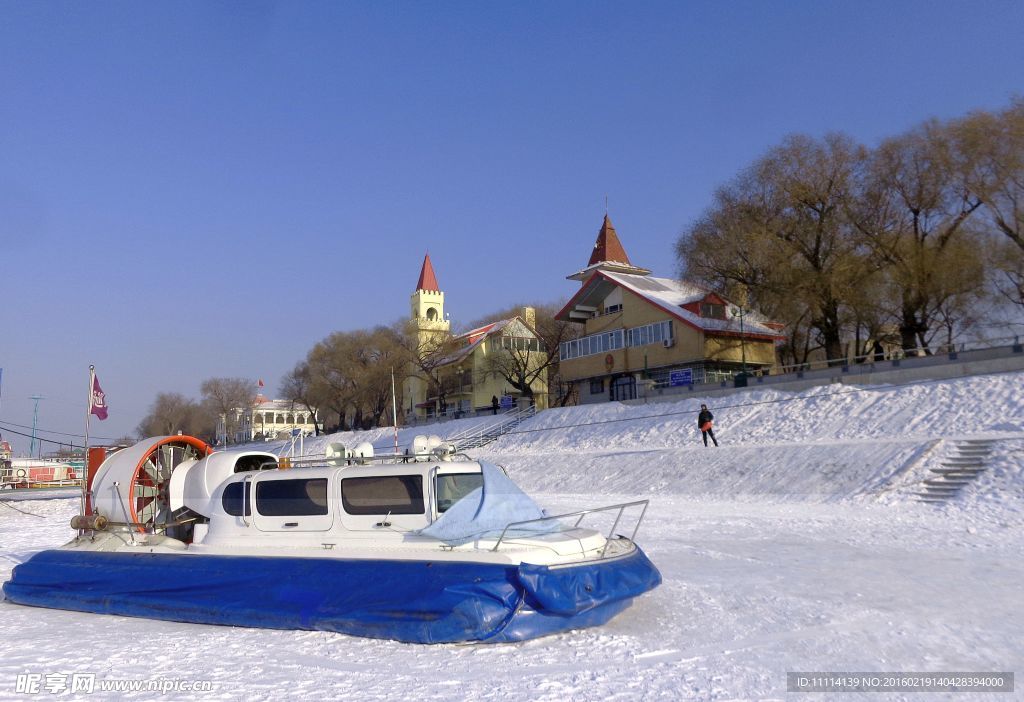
[416,253,440,292]
[467,323,496,344]
[559,270,785,341]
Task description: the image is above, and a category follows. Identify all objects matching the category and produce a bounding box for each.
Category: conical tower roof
[589,214,632,266]
[416,253,440,292]
[568,214,651,281]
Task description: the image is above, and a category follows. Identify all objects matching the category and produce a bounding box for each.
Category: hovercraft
[3,435,660,644]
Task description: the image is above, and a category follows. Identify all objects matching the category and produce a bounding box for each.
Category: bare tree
[280,361,321,436]
[464,302,581,404]
[350,326,406,427]
[305,332,361,431]
[200,377,257,443]
[295,327,407,431]
[393,318,460,414]
[137,392,213,440]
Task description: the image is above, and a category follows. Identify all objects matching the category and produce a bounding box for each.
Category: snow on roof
[608,271,781,337]
[435,316,541,367]
[456,320,504,344]
[431,319,511,367]
[565,270,783,339]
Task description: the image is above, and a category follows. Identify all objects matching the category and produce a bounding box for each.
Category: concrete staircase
[448,406,537,451]
[914,439,996,503]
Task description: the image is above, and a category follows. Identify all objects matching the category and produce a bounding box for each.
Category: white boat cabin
[185,456,485,544]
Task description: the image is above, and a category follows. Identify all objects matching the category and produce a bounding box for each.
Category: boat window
[256,478,329,516]
[233,455,277,473]
[222,481,251,516]
[434,473,483,513]
[341,476,424,515]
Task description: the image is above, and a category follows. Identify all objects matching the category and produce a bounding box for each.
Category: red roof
[588,214,633,266]
[416,253,440,292]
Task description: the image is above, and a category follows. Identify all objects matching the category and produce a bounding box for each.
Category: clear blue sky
[1,1,1022,454]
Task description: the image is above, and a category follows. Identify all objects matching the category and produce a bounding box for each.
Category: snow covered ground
[2,372,1023,701]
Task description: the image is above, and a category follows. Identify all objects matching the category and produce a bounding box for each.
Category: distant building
[403,254,549,420]
[555,215,784,402]
[232,397,320,442]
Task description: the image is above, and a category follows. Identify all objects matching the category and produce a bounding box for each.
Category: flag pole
[391,368,399,455]
[82,365,93,522]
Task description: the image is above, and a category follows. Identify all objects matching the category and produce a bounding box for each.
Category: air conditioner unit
[663,338,676,348]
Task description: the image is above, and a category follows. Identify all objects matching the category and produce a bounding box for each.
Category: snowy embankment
[282,371,1024,507]
[489,373,1024,507]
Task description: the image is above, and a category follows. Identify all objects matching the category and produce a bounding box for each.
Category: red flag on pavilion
[258,379,265,388]
[90,368,108,420]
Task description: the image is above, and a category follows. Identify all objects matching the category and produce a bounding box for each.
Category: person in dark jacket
[491,395,499,415]
[698,404,718,447]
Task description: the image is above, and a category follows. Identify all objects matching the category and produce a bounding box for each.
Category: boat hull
[2,546,661,644]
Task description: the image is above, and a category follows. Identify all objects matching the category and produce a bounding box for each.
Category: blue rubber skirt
[3,546,661,644]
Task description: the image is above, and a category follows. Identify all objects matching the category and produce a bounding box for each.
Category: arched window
[426,307,438,321]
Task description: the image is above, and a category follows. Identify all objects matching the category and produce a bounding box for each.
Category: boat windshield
[435,472,483,513]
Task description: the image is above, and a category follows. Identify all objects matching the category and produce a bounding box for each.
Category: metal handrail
[448,406,536,449]
[491,499,650,557]
[444,407,521,443]
[772,334,1024,376]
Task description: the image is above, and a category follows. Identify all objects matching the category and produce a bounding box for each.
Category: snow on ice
[1,372,1022,701]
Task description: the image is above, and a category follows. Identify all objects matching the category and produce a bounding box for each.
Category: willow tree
[679,133,869,364]
[350,326,406,427]
[849,120,985,352]
[953,99,1024,307]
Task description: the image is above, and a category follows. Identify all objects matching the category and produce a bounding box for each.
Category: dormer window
[700,302,726,320]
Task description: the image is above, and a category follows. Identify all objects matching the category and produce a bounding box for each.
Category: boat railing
[0,465,83,489]
[491,499,650,558]
[276,451,475,469]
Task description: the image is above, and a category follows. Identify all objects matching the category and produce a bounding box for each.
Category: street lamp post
[732,306,748,376]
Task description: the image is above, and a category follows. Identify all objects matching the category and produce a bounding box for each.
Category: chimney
[521,306,537,329]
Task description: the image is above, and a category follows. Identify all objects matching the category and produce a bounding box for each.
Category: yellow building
[403,254,549,420]
[556,216,784,402]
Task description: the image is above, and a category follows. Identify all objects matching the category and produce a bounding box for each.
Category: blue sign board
[499,395,514,409]
[669,369,693,387]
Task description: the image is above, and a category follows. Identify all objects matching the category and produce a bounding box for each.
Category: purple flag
[90,371,108,420]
